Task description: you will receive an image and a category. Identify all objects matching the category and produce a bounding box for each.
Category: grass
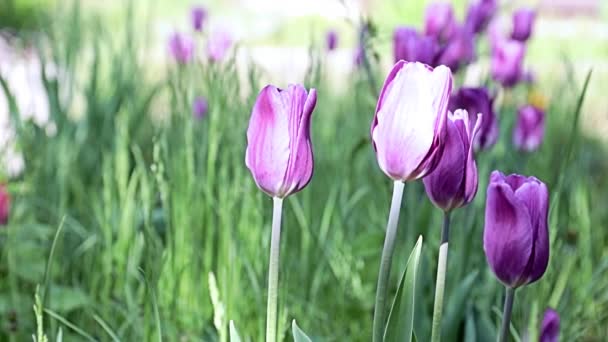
[0,1,607,341]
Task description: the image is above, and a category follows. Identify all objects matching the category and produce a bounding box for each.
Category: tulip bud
[192,97,208,120]
[483,171,549,288]
[423,109,481,211]
[326,29,338,51]
[207,30,233,62]
[511,8,536,42]
[168,32,195,64]
[491,38,525,87]
[0,184,9,225]
[245,84,317,198]
[513,104,545,152]
[449,87,498,151]
[540,308,560,342]
[424,2,457,42]
[435,26,475,73]
[465,0,497,34]
[191,6,208,32]
[393,27,438,65]
[371,61,452,181]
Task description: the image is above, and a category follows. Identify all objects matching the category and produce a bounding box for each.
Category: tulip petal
[540,308,560,342]
[463,113,482,203]
[287,88,316,194]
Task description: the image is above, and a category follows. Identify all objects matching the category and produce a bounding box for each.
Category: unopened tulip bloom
[245,84,316,198]
[483,171,549,288]
[435,26,475,72]
[513,105,545,152]
[192,97,208,120]
[424,109,481,212]
[191,6,208,32]
[393,27,438,65]
[0,184,9,225]
[465,0,497,34]
[511,8,536,42]
[326,29,338,51]
[371,61,452,181]
[207,30,233,62]
[424,2,457,42]
[491,38,525,87]
[168,32,195,64]
[540,308,560,342]
[449,87,498,150]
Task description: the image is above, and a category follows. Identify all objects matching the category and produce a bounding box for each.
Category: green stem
[372,181,405,342]
[498,287,516,342]
[266,197,284,342]
[430,212,451,342]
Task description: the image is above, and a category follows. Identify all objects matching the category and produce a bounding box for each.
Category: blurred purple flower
[435,25,475,72]
[207,30,233,62]
[353,45,364,66]
[465,0,497,34]
[393,26,438,65]
[491,38,525,87]
[191,6,208,32]
[0,184,9,225]
[540,308,560,342]
[193,96,208,120]
[511,8,536,42]
[326,29,338,51]
[424,2,457,42]
[513,104,545,152]
[168,32,195,64]
[449,87,498,151]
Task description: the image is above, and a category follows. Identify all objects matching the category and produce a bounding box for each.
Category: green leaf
[384,235,424,342]
[229,321,242,342]
[292,320,313,342]
[442,270,479,340]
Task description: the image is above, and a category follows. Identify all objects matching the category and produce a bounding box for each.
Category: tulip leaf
[383,235,423,342]
[229,321,242,342]
[292,320,313,342]
[442,270,479,340]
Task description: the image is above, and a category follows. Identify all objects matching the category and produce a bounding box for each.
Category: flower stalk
[265,197,283,342]
[430,212,451,342]
[498,287,516,342]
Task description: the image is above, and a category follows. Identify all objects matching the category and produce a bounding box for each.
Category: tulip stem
[498,287,516,342]
[372,181,405,342]
[266,197,283,342]
[430,211,451,342]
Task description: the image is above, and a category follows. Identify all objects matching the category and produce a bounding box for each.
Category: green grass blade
[292,320,313,342]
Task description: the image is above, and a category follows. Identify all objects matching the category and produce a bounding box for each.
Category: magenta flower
[326,29,338,51]
[191,6,208,32]
[465,0,497,34]
[0,184,9,225]
[423,109,481,211]
[168,32,195,64]
[393,27,438,65]
[513,104,545,152]
[371,61,452,181]
[207,30,233,62]
[245,84,317,198]
[424,2,457,42]
[192,96,208,120]
[540,308,560,342]
[435,25,475,73]
[491,38,525,87]
[511,8,536,42]
[449,87,498,151]
[483,171,549,288]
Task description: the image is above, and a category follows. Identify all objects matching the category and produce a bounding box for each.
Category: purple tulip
[245,84,317,198]
[192,97,208,120]
[326,29,338,51]
[483,171,549,288]
[465,0,497,34]
[191,6,208,32]
[207,30,233,62]
[423,109,481,211]
[540,308,560,342]
[511,8,536,42]
[513,104,545,152]
[449,87,498,151]
[424,2,457,42]
[0,184,9,225]
[491,38,525,87]
[393,27,438,65]
[371,61,452,181]
[168,32,195,64]
[435,25,475,72]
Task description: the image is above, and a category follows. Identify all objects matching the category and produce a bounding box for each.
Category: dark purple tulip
[491,38,525,87]
[465,0,497,34]
[393,27,438,64]
[449,87,498,151]
[435,25,475,73]
[192,97,208,120]
[513,105,545,152]
[423,109,481,211]
[483,171,549,288]
[424,2,457,42]
[168,32,195,64]
[191,6,208,32]
[0,184,9,225]
[326,29,338,51]
[540,308,560,342]
[511,8,536,42]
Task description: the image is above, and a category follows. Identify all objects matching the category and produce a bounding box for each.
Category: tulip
[0,184,9,225]
[465,0,497,34]
[326,29,338,51]
[513,104,545,152]
[207,30,233,62]
[424,109,481,212]
[192,96,208,120]
[540,308,560,342]
[424,2,457,42]
[449,87,498,150]
[435,26,475,73]
[371,61,452,181]
[393,27,438,65]
[511,8,536,42]
[491,38,526,87]
[245,84,316,198]
[191,6,208,32]
[168,32,195,64]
